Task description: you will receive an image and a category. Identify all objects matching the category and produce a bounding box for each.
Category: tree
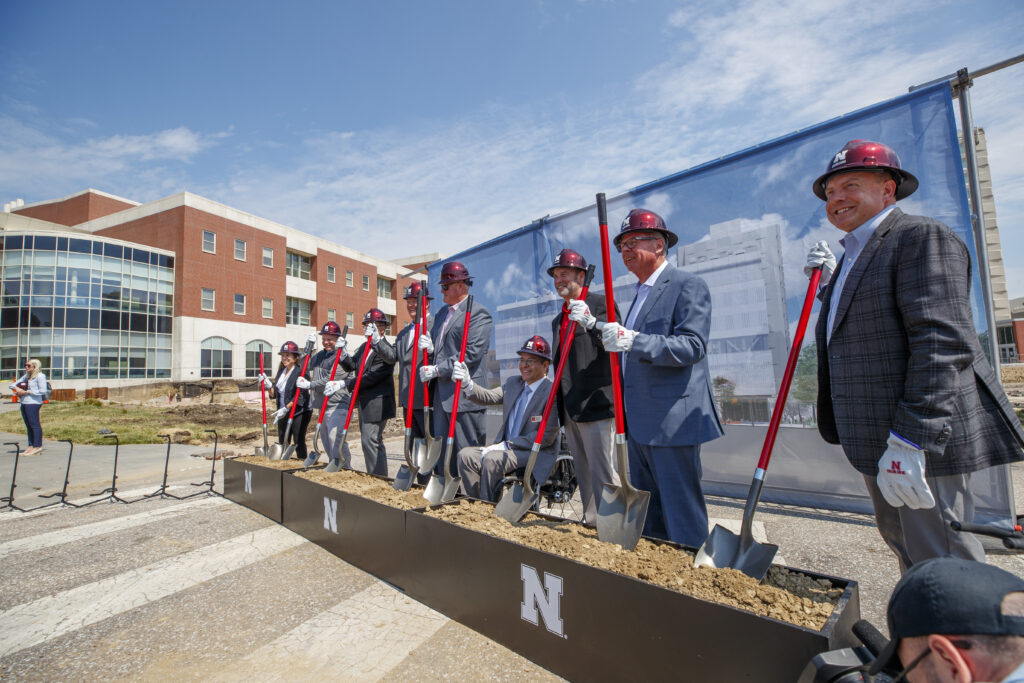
[790,344,818,403]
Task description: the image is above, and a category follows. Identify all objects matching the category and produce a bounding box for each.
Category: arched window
[200,336,232,378]
[245,340,273,377]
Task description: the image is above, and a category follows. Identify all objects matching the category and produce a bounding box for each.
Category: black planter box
[281,472,409,590]
[404,505,860,683]
[223,458,315,523]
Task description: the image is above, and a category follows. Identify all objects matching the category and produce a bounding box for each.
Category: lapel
[431,304,450,343]
[633,262,674,330]
[831,208,902,337]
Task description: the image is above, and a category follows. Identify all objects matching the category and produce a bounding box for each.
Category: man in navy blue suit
[594,209,724,547]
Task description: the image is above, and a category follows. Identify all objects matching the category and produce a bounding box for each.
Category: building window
[286,251,311,280]
[245,340,272,377]
[345,270,353,287]
[202,230,216,254]
[262,247,274,268]
[234,239,246,261]
[201,288,215,311]
[234,293,246,315]
[200,336,232,378]
[262,297,273,319]
[327,308,336,321]
[327,265,336,283]
[345,312,354,328]
[286,297,311,326]
[361,274,370,291]
[377,277,393,299]
[383,314,393,336]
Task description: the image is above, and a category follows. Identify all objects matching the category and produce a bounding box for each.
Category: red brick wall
[16,191,135,226]
[1014,320,1024,360]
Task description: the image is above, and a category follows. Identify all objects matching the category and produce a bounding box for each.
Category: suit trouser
[863,472,984,572]
[564,416,617,524]
[457,446,528,502]
[276,410,312,462]
[400,407,432,485]
[320,405,353,468]
[432,407,486,477]
[359,416,389,477]
[627,438,708,547]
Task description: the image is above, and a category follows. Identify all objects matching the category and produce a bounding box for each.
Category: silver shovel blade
[423,473,445,505]
[324,458,342,473]
[418,437,443,472]
[440,476,461,503]
[595,483,651,551]
[267,443,283,460]
[410,437,428,470]
[302,452,319,467]
[393,465,416,491]
[494,482,537,523]
[694,524,778,581]
[254,446,266,458]
[279,446,295,461]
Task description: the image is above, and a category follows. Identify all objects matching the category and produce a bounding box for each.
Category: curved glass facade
[1,232,174,380]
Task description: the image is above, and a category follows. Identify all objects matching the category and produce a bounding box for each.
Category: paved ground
[2,427,1023,680]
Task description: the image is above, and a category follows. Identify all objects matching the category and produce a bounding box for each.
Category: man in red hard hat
[804,139,1024,571]
[296,320,353,469]
[396,281,434,481]
[452,336,560,502]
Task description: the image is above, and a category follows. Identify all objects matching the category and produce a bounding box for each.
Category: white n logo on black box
[520,563,564,637]
[323,497,338,534]
[244,469,253,494]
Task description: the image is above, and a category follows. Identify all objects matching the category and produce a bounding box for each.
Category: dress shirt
[827,206,895,343]
[625,260,668,330]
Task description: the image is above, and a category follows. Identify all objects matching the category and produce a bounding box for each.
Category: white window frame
[262,247,274,268]
[201,287,215,311]
[262,297,273,319]
[345,312,354,328]
[345,270,353,287]
[202,230,216,254]
[327,265,336,283]
[327,308,336,321]
[234,293,246,315]
[234,239,247,261]
[361,274,370,291]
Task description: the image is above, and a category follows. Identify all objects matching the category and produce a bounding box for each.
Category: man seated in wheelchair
[451,335,560,502]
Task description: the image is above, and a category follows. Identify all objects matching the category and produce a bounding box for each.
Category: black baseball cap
[870,557,1024,675]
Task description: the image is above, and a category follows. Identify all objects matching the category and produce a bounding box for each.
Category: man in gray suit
[452,335,560,502]
[418,261,494,477]
[599,209,725,547]
[396,282,434,448]
[805,139,1024,570]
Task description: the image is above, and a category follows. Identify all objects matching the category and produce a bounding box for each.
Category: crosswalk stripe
[0,524,303,658]
[216,582,448,681]
[0,496,228,560]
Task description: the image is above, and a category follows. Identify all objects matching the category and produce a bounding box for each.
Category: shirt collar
[840,205,895,254]
[523,376,546,392]
[639,260,669,288]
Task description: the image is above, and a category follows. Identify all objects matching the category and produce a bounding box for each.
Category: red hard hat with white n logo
[363,308,388,325]
[547,248,588,276]
[319,321,342,336]
[403,281,433,300]
[813,139,919,200]
[279,341,300,355]
[517,335,552,362]
[615,208,678,249]
[439,261,473,286]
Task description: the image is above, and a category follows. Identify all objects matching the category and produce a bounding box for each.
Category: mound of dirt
[166,404,261,425]
[299,468,428,509]
[233,455,319,470]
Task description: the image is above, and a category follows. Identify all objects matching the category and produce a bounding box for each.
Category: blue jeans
[21,403,42,448]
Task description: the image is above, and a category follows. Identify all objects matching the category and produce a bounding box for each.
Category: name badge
[530,415,542,423]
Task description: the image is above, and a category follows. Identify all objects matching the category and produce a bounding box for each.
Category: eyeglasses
[518,357,541,367]
[891,639,972,682]
[616,236,659,253]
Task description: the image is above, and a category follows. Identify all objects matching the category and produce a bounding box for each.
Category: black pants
[277,410,312,461]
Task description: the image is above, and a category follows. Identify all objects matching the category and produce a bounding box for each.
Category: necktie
[508,386,532,437]
[440,305,457,341]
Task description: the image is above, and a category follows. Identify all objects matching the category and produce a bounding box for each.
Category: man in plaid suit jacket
[805,140,1024,572]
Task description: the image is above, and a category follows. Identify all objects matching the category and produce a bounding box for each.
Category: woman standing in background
[9,358,46,455]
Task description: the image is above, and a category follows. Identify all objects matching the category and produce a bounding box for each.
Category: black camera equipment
[798,619,888,683]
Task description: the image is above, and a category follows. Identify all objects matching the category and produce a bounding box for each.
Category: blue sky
[2,0,1023,298]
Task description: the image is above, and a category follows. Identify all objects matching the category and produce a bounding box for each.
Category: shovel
[271,337,316,461]
[415,296,443,474]
[495,266,596,522]
[594,192,651,551]
[304,326,349,467]
[424,295,474,505]
[694,267,823,580]
[324,331,374,473]
[394,293,424,490]
[255,344,270,458]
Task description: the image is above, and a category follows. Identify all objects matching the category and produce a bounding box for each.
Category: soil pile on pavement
[299,469,428,509]
[425,500,842,630]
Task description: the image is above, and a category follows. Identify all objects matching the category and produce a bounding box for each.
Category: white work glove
[418,334,434,354]
[567,299,597,330]
[259,374,274,390]
[877,432,936,509]
[324,380,348,397]
[364,323,381,346]
[305,332,317,345]
[805,240,837,285]
[295,376,310,389]
[419,365,438,382]
[336,336,348,357]
[272,406,289,424]
[452,361,474,392]
[481,442,509,456]
[602,322,636,352]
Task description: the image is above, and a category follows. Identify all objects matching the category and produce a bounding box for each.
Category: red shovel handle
[343,333,374,431]
[287,348,313,421]
[421,297,431,406]
[447,295,473,440]
[258,344,267,426]
[316,347,344,425]
[597,193,627,436]
[405,290,423,427]
[757,267,822,470]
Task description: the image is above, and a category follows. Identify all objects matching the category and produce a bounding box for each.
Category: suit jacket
[815,208,1024,475]
[307,348,352,411]
[396,314,434,410]
[427,297,493,413]
[621,262,724,446]
[341,338,397,423]
[550,292,619,423]
[270,364,311,414]
[465,375,561,485]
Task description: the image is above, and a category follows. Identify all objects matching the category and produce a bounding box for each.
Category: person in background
[296,321,353,468]
[263,341,312,462]
[10,358,46,455]
[396,281,434,482]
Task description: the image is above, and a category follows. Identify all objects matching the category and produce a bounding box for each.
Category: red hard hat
[319,321,342,336]
[813,139,919,201]
[517,335,552,362]
[403,281,433,300]
[547,248,588,276]
[279,341,300,355]
[439,261,472,285]
[363,308,389,325]
[614,208,678,249]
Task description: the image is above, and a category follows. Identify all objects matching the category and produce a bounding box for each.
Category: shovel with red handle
[394,293,424,491]
[424,295,474,505]
[255,344,269,458]
[495,265,596,522]
[693,266,823,580]
[416,296,443,473]
[273,337,316,461]
[595,192,651,550]
[324,330,374,473]
[304,325,349,467]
